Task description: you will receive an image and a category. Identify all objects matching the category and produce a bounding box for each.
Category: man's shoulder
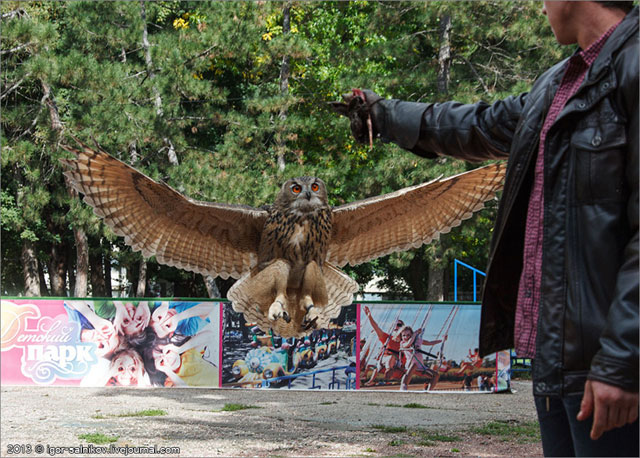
[520,58,570,108]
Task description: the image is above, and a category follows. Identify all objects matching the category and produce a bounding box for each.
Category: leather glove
[330,89,384,147]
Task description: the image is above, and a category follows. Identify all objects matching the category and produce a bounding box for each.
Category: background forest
[1,1,569,300]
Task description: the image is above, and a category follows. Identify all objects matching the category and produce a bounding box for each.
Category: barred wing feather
[328,162,506,267]
[61,142,267,280]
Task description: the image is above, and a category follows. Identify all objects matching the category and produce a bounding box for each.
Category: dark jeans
[534,393,639,457]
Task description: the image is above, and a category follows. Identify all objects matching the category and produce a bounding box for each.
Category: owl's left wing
[328,162,506,267]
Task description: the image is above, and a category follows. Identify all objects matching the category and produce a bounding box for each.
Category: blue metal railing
[453,258,486,302]
[258,365,355,390]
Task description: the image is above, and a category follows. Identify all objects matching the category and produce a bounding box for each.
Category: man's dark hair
[595,1,635,13]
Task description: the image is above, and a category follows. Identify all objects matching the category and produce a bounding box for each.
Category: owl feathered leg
[230,259,292,323]
[300,261,329,330]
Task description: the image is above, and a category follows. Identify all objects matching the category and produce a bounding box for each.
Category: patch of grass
[415,431,460,446]
[91,414,107,419]
[363,447,376,453]
[420,432,460,442]
[388,439,404,446]
[77,433,119,444]
[116,409,167,418]
[417,439,436,446]
[402,402,430,409]
[472,420,540,443]
[372,425,407,433]
[451,448,461,452]
[220,403,260,412]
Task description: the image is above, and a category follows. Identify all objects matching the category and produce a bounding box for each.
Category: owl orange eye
[291,184,302,194]
[311,183,319,192]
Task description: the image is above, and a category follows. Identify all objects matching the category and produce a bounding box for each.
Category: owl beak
[304,191,312,200]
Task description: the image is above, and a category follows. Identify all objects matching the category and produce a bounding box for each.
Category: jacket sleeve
[589,50,639,392]
[377,94,527,162]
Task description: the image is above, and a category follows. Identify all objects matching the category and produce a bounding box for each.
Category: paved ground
[1,380,541,457]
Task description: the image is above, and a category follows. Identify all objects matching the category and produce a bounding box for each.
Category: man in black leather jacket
[335,2,638,456]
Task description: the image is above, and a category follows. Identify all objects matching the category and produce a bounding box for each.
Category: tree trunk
[407,253,427,301]
[203,274,221,298]
[136,258,147,297]
[49,242,67,296]
[140,0,179,167]
[276,1,291,172]
[427,260,445,302]
[89,239,107,297]
[73,225,89,297]
[103,239,113,297]
[437,14,452,95]
[21,239,40,296]
[67,250,76,295]
[40,78,91,297]
[140,0,162,118]
[38,259,50,296]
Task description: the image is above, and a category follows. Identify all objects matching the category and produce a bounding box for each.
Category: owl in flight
[61,139,505,337]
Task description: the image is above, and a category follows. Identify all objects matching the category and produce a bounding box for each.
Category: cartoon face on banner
[1,300,221,387]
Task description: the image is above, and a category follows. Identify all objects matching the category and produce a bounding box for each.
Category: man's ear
[329,101,349,116]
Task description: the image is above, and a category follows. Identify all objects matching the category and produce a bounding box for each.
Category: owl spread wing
[328,162,506,267]
[61,142,267,279]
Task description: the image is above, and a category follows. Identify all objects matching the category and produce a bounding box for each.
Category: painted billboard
[1,299,221,387]
[1,299,509,392]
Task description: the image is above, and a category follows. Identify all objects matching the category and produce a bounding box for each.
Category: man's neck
[576,3,627,49]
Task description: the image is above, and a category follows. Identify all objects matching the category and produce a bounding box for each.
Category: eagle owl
[61,139,505,337]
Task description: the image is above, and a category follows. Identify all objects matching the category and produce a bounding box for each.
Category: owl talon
[302,305,320,330]
[303,316,318,330]
[267,299,289,322]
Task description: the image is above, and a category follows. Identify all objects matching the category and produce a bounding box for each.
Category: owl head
[275,177,329,214]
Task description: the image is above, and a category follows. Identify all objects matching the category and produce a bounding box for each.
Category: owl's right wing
[61,141,267,280]
[328,162,506,267]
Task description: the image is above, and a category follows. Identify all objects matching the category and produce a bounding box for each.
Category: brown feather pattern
[61,142,266,280]
[328,162,506,267]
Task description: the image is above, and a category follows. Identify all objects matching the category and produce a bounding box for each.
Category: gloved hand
[330,89,384,147]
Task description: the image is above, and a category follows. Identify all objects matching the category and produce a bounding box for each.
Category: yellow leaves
[173,18,189,30]
[262,32,273,41]
[173,11,207,31]
[346,143,368,160]
[192,72,203,80]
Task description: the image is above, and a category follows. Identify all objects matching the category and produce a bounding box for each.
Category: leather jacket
[376,8,638,396]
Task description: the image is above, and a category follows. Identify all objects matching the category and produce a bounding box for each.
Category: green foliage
[1,1,565,298]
